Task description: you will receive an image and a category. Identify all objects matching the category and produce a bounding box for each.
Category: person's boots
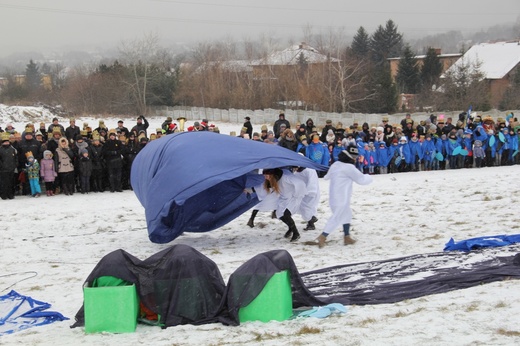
[344,235,356,245]
[247,210,258,228]
[280,210,297,240]
[304,216,318,230]
[290,228,300,242]
[343,223,356,245]
[317,234,327,248]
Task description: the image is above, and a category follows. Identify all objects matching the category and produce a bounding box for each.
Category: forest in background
[1,19,519,116]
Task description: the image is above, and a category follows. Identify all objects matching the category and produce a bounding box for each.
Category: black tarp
[73,244,520,329]
[72,246,323,328]
[72,244,226,327]
[300,244,520,305]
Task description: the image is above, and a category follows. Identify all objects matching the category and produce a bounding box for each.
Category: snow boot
[304,216,318,231]
[290,229,300,242]
[247,210,258,228]
[317,234,327,248]
[344,235,356,245]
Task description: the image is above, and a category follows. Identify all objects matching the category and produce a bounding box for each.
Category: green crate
[83,278,139,334]
[238,270,292,323]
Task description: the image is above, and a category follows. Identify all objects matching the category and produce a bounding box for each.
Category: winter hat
[399,136,407,142]
[261,125,268,132]
[1,132,10,142]
[80,148,88,155]
[300,135,308,142]
[338,145,358,163]
[43,150,52,158]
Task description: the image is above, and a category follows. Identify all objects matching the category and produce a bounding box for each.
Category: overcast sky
[0,0,518,57]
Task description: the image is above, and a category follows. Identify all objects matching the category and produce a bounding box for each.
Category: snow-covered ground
[1,106,520,345]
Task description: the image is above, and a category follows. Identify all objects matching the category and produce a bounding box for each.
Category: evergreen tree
[370,19,403,65]
[25,59,41,92]
[420,47,443,91]
[396,44,421,94]
[368,63,398,113]
[351,26,370,58]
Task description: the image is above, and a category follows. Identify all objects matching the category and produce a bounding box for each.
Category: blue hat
[464,129,473,134]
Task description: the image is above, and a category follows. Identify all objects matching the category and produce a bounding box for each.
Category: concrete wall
[151,106,518,129]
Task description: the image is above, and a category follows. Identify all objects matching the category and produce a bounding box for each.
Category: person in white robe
[317,146,372,248]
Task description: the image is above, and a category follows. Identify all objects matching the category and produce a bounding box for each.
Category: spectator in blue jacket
[306,134,330,175]
[421,134,436,171]
[376,142,390,174]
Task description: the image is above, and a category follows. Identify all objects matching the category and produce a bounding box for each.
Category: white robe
[294,168,320,221]
[275,169,306,219]
[323,161,373,234]
[254,185,279,212]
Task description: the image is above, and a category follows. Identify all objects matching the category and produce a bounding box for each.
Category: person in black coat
[102,131,124,192]
[89,135,105,192]
[131,115,150,137]
[0,133,18,199]
[243,116,253,138]
[273,112,291,139]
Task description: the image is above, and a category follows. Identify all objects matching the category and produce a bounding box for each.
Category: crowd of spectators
[0,110,517,200]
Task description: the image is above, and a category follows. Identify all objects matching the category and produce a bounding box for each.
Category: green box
[83,281,139,333]
[238,270,293,323]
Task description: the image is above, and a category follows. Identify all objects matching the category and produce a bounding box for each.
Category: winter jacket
[0,144,18,173]
[55,147,74,173]
[305,142,330,166]
[40,158,57,182]
[78,156,93,177]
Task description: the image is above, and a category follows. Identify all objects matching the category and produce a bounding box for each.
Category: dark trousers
[0,171,14,199]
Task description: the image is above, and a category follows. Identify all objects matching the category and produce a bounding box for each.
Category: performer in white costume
[317,145,372,248]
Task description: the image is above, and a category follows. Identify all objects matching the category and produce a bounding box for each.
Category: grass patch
[296,326,322,335]
[50,264,60,268]
[359,317,377,326]
[210,249,221,255]
[496,328,520,337]
[465,302,479,312]
[483,195,491,201]
[252,331,285,341]
[29,286,43,291]
[494,301,507,308]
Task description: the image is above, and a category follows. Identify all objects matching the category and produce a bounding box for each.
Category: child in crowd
[24,151,41,197]
[473,140,486,168]
[40,150,57,196]
[78,148,92,194]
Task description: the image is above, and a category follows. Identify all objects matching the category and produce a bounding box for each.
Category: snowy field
[1,108,520,345]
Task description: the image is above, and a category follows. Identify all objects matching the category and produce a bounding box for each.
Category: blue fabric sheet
[444,234,520,251]
[0,290,68,336]
[131,132,328,243]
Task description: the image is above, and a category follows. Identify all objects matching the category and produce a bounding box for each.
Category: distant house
[442,41,520,107]
[388,48,462,82]
[249,42,339,80]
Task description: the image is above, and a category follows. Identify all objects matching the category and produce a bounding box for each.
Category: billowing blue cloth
[131,132,328,243]
[0,290,68,336]
[444,234,520,251]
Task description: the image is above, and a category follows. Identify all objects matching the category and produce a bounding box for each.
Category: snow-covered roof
[251,42,339,66]
[444,41,520,79]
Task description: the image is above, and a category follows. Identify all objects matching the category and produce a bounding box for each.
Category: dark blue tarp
[0,290,68,336]
[131,132,328,243]
[444,234,520,251]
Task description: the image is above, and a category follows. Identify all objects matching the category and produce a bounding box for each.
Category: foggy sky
[1,0,518,57]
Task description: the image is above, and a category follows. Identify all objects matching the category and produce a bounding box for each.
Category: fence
[150,106,517,128]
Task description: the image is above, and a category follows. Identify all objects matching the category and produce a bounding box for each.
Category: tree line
[1,21,519,116]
